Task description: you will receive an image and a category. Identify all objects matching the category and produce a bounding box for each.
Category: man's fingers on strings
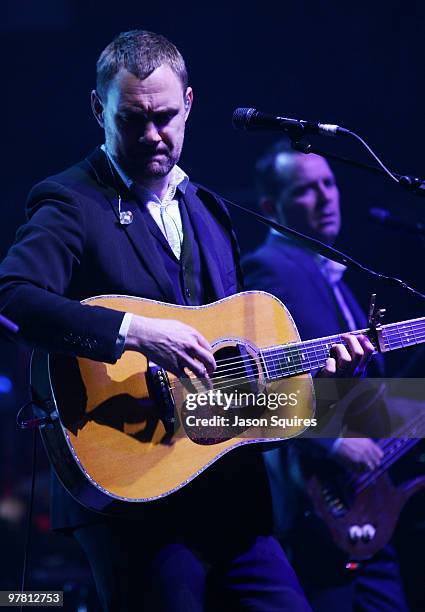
[180,354,213,390]
[320,356,337,377]
[355,334,375,370]
[189,343,216,374]
[330,342,352,374]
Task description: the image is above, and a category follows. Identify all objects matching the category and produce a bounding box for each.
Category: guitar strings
[169,325,425,393]
[216,321,425,375]
[171,338,424,392]
[354,413,425,486]
[352,438,421,495]
[170,338,335,387]
[186,320,425,376]
[190,319,425,372]
[166,321,425,394]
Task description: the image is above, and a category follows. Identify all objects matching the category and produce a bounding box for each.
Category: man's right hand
[333,437,383,471]
[124,315,216,378]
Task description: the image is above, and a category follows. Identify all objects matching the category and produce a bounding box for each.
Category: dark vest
[139,193,212,307]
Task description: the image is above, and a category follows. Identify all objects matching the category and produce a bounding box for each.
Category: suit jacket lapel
[181,182,226,300]
[84,147,176,302]
[338,281,366,329]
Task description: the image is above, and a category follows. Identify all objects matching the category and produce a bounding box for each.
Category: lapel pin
[118,195,133,225]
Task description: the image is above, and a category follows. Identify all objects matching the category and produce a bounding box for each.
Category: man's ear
[91,90,105,128]
[184,87,193,120]
[260,197,277,219]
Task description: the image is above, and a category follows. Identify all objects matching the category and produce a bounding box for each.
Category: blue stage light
[0,376,12,394]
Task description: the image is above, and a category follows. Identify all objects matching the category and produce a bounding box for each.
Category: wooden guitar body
[31,291,314,515]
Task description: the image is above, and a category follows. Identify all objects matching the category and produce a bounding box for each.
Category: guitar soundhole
[180,341,266,445]
[212,343,260,394]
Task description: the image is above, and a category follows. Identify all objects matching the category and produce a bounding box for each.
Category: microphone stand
[0,313,19,335]
[289,138,425,198]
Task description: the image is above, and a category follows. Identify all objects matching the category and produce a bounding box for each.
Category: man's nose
[139,121,161,145]
[317,182,332,205]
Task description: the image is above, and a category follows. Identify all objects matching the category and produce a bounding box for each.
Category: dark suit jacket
[0,148,274,534]
[242,234,366,341]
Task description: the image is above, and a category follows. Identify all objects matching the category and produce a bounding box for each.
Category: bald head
[257,150,341,245]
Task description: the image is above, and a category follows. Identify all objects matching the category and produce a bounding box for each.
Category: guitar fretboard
[261,317,425,379]
[353,410,425,493]
[381,318,425,352]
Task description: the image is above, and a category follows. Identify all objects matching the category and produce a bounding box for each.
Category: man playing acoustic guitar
[0,31,373,611]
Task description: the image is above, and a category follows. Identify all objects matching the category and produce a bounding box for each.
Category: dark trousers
[74,521,311,611]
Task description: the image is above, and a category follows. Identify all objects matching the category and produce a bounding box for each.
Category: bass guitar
[305,411,425,560]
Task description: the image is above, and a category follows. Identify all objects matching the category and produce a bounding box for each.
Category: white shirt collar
[315,254,347,285]
[100,144,189,204]
[270,228,346,285]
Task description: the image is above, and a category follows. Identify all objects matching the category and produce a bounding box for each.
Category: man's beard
[128,148,180,180]
[141,154,176,178]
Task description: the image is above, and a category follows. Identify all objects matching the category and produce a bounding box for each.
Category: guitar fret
[260,350,270,379]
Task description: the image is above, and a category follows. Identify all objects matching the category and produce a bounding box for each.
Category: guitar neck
[352,411,425,493]
[261,317,425,379]
[377,411,425,470]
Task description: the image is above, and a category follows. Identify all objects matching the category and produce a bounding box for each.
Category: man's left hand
[319,333,374,378]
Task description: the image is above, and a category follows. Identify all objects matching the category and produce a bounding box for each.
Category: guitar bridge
[146,361,178,437]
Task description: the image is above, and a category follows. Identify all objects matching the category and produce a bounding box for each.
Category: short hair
[254,139,302,200]
[96,29,188,100]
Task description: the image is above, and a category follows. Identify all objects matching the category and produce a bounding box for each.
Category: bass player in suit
[0,31,373,611]
[242,140,408,611]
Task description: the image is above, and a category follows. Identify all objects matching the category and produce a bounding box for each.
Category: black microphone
[369,207,425,237]
[232,107,349,137]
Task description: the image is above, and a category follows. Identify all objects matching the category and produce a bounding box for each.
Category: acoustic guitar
[30,291,425,515]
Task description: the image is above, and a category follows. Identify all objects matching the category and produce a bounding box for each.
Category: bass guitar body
[306,468,425,560]
[31,291,314,515]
